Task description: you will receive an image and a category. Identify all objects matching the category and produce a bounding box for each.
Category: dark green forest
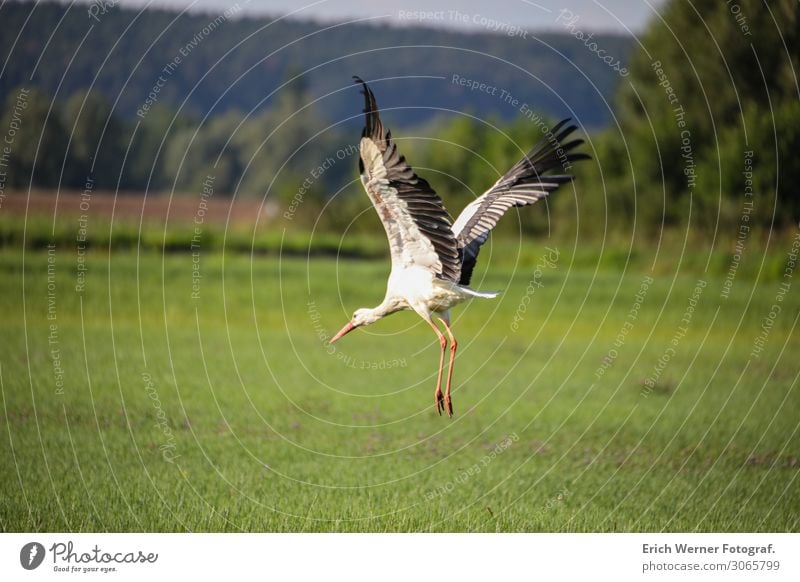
[0,0,797,240]
[0,0,630,201]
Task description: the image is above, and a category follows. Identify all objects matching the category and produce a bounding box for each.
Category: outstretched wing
[353,76,460,282]
[452,119,589,286]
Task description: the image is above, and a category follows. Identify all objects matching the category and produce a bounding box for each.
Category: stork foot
[435,387,444,416]
[444,393,454,418]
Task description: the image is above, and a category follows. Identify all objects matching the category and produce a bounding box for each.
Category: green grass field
[1,242,798,532]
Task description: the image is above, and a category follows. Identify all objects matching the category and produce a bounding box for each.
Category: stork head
[330,308,381,343]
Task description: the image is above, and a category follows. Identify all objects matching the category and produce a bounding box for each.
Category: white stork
[331,76,588,417]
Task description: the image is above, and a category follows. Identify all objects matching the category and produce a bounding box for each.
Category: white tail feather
[459,287,501,299]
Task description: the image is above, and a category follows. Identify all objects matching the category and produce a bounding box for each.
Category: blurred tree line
[0,79,347,207]
[579,0,800,236]
[1,0,797,241]
[397,0,800,240]
[0,1,626,129]
[423,0,798,240]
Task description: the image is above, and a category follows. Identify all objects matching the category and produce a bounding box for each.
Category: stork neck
[373,296,401,318]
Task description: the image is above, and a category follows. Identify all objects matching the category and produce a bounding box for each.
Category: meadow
[1,232,799,532]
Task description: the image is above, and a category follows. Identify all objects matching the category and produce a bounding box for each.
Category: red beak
[330,321,356,344]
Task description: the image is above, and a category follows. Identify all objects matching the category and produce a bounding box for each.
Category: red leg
[438,316,457,417]
[426,318,447,415]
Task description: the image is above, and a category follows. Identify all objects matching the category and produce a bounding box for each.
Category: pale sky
[97,0,667,33]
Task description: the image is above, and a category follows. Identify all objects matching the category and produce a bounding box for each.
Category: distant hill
[0,1,632,129]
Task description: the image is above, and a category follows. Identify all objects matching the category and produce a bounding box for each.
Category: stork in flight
[331,76,588,417]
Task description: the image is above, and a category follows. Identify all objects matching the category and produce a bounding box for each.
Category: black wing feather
[454,119,589,286]
[353,76,460,282]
